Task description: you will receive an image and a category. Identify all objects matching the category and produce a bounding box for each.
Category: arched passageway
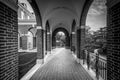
[52,28,70,48]
[1,0,120,80]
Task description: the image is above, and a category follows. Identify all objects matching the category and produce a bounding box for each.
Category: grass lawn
[19,52,37,79]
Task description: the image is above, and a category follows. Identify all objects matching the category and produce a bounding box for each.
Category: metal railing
[82,50,107,80]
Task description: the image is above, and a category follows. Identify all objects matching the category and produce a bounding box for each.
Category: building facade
[18,2,37,52]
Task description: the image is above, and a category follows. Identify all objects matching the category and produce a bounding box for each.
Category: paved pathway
[30,48,93,80]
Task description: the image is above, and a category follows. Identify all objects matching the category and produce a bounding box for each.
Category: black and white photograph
[0,0,120,80]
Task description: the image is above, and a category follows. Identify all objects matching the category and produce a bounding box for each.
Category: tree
[84,26,107,55]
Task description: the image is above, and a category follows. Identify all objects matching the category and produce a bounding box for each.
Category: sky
[86,0,107,31]
[19,0,107,31]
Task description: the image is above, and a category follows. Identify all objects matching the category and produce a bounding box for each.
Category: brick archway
[28,0,42,26]
[52,27,70,48]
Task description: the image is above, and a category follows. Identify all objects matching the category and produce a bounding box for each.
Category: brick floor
[30,48,93,80]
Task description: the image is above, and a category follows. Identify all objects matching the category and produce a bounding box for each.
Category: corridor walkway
[30,48,93,80]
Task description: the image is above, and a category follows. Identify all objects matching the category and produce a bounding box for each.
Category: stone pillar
[45,30,47,53]
[49,32,52,49]
[66,35,70,48]
[52,35,56,48]
[36,26,44,64]
[43,29,46,56]
[47,32,51,51]
[33,37,36,49]
[80,26,85,59]
[70,34,72,50]
[71,32,76,52]
[20,36,22,49]
[76,29,81,59]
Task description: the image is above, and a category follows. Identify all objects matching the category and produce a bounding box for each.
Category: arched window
[27,31,34,50]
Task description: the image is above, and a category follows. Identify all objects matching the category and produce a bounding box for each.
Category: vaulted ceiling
[29,0,93,33]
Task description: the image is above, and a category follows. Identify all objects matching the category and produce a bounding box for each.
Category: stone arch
[80,0,93,26]
[28,27,37,48]
[76,0,93,59]
[27,31,34,49]
[28,0,42,26]
[52,27,70,48]
[28,27,37,37]
[28,28,34,36]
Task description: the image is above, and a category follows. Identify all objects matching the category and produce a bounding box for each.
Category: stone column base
[76,58,80,64]
[36,59,44,64]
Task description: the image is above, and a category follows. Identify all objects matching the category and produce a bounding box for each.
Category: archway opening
[52,28,70,49]
[55,31,66,47]
[18,0,38,79]
[84,0,107,80]
[85,0,107,55]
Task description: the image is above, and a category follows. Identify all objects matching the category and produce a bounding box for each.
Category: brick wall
[71,33,76,51]
[47,34,51,51]
[33,37,36,48]
[0,2,18,80]
[107,2,120,80]
[80,28,85,58]
[36,29,44,59]
[76,29,81,58]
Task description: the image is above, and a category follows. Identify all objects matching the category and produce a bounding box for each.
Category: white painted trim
[37,26,42,29]
[21,34,29,36]
[76,58,81,63]
[36,59,44,64]
[72,32,75,34]
[47,32,50,34]
[18,23,36,25]
[20,64,41,80]
[81,25,85,29]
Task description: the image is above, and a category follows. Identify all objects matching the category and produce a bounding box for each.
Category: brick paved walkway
[30,48,93,80]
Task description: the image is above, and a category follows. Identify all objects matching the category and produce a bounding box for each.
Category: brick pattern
[76,29,81,58]
[0,2,18,80]
[47,34,51,51]
[80,28,85,58]
[52,35,56,48]
[45,31,47,51]
[49,34,52,51]
[36,29,44,59]
[33,37,36,48]
[66,35,70,48]
[70,34,72,50]
[107,2,120,80]
[72,34,76,51]
[30,49,93,80]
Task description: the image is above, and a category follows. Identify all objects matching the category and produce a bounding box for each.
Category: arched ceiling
[52,23,70,34]
[34,0,88,33]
